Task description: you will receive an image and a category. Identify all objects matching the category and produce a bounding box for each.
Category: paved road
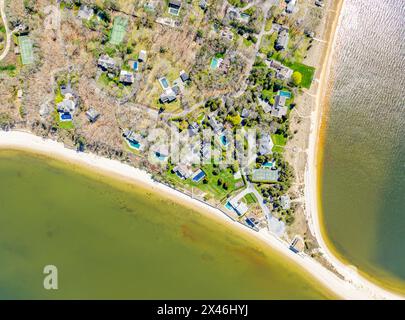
[0,0,12,62]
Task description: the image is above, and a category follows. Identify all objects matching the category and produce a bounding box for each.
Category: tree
[292,71,302,86]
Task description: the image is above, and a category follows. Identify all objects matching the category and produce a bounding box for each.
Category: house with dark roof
[160,88,177,103]
[180,70,190,82]
[168,0,182,15]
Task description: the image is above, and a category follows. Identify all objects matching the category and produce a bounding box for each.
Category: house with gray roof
[160,88,177,103]
[258,134,274,155]
[138,50,147,62]
[77,5,94,20]
[86,108,100,123]
[119,70,135,84]
[285,0,297,14]
[208,116,223,134]
[271,95,288,118]
[98,54,117,71]
[275,29,289,51]
[280,195,291,210]
[173,164,193,179]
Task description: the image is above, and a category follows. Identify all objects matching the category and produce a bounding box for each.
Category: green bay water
[0,150,334,299]
[320,0,405,292]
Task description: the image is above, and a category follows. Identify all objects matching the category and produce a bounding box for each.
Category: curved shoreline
[304,0,403,300]
[0,130,402,299]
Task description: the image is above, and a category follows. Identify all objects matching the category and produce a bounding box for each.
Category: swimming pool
[127,139,141,150]
[263,162,274,168]
[220,135,229,147]
[132,61,138,71]
[279,90,291,98]
[59,112,72,122]
[192,169,206,182]
[225,202,233,211]
[210,57,222,69]
[159,77,169,89]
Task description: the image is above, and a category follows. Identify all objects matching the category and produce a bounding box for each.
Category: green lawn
[284,62,315,89]
[272,133,287,146]
[166,164,243,200]
[244,193,258,204]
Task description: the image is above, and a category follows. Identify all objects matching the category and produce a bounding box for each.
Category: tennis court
[110,17,128,45]
[19,36,34,65]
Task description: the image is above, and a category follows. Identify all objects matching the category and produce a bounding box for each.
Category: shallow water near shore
[0,149,335,299]
[320,0,405,293]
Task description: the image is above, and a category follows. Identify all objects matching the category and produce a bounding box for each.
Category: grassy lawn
[244,193,258,204]
[284,61,315,89]
[272,133,287,147]
[53,110,74,130]
[259,32,277,56]
[242,38,254,47]
[227,0,248,8]
[166,164,243,200]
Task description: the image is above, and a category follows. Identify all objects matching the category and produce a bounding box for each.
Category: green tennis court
[110,17,128,45]
[19,36,34,65]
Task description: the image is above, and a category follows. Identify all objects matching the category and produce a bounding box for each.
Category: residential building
[160,88,177,103]
[275,29,289,51]
[180,70,190,82]
[77,5,94,20]
[173,164,193,179]
[85,108,100,123]
[208,116,223,134]
[168,0,182,15]
[271,95,288,118]
[119,70,135,84]
[138,50,147,62]
[98,55,117,71]
[280,195,291,210]
[258,134,274,155]
[286,0,297,14]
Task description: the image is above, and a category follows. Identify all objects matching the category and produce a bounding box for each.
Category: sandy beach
[303,0,403,300]
[0,0,403,301]
[0,129,402,300]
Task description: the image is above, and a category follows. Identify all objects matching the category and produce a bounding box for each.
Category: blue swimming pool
[192,170,206,182]
[60,113,72,121]
[225,202,233,211]
[279,90,291,98]
[245,218,255,228]
[159,77,169,89]
[210,57,220,69]
[127,140,141,150]
[132,61,138,71]
[220,135,229,146]
[263,162,274,168]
